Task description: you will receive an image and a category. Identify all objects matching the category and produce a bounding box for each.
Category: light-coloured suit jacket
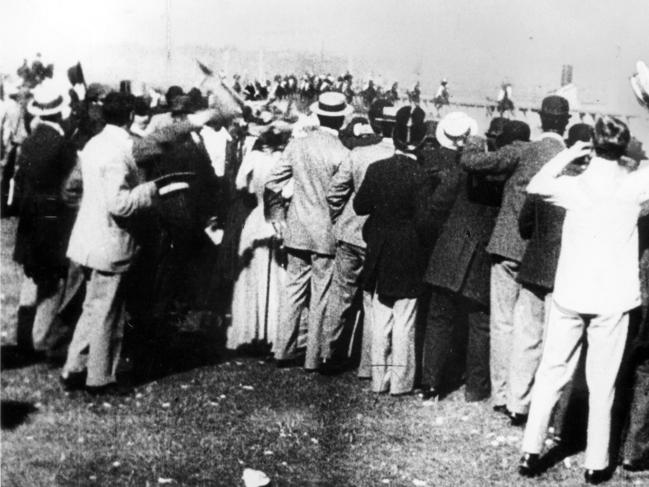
[326,138,394,249]
[266,127,349,256]
[67,125,157,273]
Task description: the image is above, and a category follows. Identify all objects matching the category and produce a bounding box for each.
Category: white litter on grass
[158,478,174,484]
[77,437,84,444]
[263,450,273,456]
[563,458,572,468]
[413,480,427,486]
[242,385,255,391]
[208,401,219,407]
[381,480,390,484]
[219,394,226,399]
[180,384,189,390]
[111,461,121,468]
[161,402,171,408]
[310,438,319,445]
[89,475,97,481]
[102,402,112,409]
[242,468,270,487]
[490,440,500,447]
[34,402,42,409]
[136,393,143,399]
[435,417,444,426]
[235,361,243,366]
[461,416,469,421]
[496,435,505,443]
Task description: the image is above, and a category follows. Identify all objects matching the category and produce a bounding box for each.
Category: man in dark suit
[417,112,498,402]
[353,105,434,396]
[460,98,570,417]
[13,82,80,357]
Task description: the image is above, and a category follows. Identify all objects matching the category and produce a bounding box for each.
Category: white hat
[630,60,649,109]
[27,80,68,116]
[310,91,351,117]
[436,111,478,150]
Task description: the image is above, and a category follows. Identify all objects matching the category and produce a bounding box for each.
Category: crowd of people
[1,55,648,485]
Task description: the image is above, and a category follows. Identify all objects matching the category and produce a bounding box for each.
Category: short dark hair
[540,114,569,135]
[103,92,135,126]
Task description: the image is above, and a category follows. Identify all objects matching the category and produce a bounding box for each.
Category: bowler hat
[539,95,570,118]
[67,62,85,86]
[485,117,508,138]
[393,105,426,152]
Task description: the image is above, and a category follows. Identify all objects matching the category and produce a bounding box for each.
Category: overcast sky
[1,0,647,112]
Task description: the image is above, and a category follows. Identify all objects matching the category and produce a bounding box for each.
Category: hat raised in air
[630,60,649,109]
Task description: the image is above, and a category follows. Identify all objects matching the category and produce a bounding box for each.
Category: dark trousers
[422,286,490,400]
[623,352,649,467]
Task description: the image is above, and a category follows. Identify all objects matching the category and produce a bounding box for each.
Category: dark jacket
[13,123,77,279]
[423,167,502,307]
[516,195,565,291]
[460,134,565,263]
[354,153,434,299]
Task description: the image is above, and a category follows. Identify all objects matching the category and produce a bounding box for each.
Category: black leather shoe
[518,453,541,477]
[417,387,440,401]
[275,355,305,369]
[584,469,612,484]
[60,371,86,391]
[509,412,528,427]
[318,360,348,376]
[622,460,649,472]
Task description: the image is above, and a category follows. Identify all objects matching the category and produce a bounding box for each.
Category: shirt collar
[537,131,566,146]
[103,124,131,141]
[319,126,339,137]
[39,120,65,137]
[395,149,417,160]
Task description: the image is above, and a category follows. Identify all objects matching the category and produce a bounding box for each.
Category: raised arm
[460,136,522,174]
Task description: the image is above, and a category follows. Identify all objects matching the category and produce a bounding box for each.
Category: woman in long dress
[227,130,289,353]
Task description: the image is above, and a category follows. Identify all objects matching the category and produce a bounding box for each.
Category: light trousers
[490,258,521,406]
[507,286,552,415]
[62,269,126,387]
[370,291,417,395]
[522,300,629,470]
[274,248,334,370]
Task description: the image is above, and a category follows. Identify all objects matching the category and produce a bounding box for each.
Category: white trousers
[522,300,629,470]
[370,292,417,395]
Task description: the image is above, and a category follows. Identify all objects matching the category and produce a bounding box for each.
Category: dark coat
[423,170,502,307]
[516,195,566,291]
[13,123,77,280]
[460,135,565,263]
[354,153,434,299]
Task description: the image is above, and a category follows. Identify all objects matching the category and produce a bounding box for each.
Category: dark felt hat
[393,105,426,152]
[170,95,193,115]
[67,62,85,86]
[485,117,508,138]
[540,95,570,117]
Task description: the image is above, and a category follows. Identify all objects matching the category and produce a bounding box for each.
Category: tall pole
[166,0,172,84]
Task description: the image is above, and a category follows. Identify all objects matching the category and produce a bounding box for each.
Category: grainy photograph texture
[1,0,649,485]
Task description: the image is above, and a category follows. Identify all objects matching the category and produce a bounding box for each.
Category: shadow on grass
[1,400,37,430]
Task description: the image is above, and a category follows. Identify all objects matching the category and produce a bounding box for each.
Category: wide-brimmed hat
[501,120,530,145]
[630,60,649,109]
[436,111,478,150]
[27,80,68,116]
[539,95,570,118]
[310,91,351,117]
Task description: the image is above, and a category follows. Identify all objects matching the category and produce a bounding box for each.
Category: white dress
[227,149,287,351]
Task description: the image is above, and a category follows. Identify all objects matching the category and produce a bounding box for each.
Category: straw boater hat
[436,111,478,150]
[630,60,649,109]
[27,80,69,116]
[310,91,352,117]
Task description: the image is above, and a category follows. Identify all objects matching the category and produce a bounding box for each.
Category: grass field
[1,217,648,486]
